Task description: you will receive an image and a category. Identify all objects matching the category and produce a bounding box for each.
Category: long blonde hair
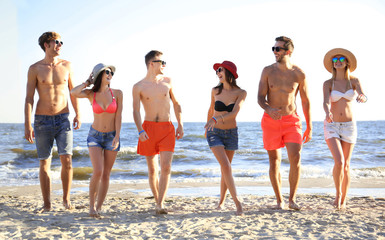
[331,58,352,89]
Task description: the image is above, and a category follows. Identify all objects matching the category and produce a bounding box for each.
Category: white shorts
[323,120,357,144]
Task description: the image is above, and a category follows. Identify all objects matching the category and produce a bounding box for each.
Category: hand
[25,125,34,143]
[204,118,216,131]
[86,73,94,86]
[112,136,120,150]
[139,131,149,142]
[325,112,333,123]
[356,94,367,103]
[302,128,312,144]
[267,108,282,120]
[73,115,81,130]
[176,125,184,140]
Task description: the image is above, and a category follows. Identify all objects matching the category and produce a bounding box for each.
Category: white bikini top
[330,80,355,102]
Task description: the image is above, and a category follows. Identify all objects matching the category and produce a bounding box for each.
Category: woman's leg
[88,147,103,217]
[211,146,243,215]
[326,138,344,209]
[217,150,235,209]
[340,141,355,208]
[95,149,118,212]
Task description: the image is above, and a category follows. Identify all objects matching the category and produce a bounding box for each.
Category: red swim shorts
[261,112,302,150]
[137,121,176,156]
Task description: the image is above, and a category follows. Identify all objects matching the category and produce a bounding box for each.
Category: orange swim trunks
[137,121,176,156]
[261,112,302,150]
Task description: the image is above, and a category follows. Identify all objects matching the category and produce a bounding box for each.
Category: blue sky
[2,0,385,123]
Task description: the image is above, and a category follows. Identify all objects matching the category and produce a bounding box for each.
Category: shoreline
[2,177,385,197]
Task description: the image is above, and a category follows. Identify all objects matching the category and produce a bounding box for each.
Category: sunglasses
[216,67,223,73]
[332,57,346,63]
[105,69,114,76]
[152,60,166,65]
[53,40,63,45]
[272,46,287,52]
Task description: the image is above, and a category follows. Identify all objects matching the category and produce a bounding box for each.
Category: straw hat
[91,63,116,84]
[213,60,238,79]
[323,48,356,73]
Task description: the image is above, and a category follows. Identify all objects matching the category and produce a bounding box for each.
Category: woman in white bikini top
[322,48,368,210]
[330,79,355,103]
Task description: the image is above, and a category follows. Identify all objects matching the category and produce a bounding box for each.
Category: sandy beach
[1,180,385,239]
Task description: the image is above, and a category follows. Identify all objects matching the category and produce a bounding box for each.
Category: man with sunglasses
[24,31,80,211]
[257,36,312,210]
[132,50,184,214]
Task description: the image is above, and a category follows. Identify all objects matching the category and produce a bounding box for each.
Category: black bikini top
[215,101,235,112]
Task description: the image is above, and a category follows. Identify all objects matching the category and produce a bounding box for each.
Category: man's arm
[298,73,312,143]
[169,82,183,140]
[24,66,37,143]
[257,67,281,120]
[67,63,81,130]
[132,83,148,142]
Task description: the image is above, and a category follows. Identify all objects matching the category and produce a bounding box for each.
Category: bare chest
[141,83,170,101]
[36,65,69,86]
[268,71,299,93]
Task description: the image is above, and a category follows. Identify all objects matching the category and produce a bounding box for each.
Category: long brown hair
[92,70,110,92]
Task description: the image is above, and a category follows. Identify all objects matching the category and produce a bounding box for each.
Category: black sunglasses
[152,60,166,65]
[54,40,63,45]
[272,46,287,52]
[105,69,114,76]
[216,67,223,73]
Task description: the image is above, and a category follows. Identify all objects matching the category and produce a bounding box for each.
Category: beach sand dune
[1,185,384,239]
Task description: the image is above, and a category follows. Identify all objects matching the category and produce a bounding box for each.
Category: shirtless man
[24,32,80,211]
[257,36,312,210]
[132,50,183,214]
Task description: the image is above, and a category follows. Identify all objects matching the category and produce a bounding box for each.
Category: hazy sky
[2,0,385,123]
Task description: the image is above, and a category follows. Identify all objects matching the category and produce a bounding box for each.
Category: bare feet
[333,196,342,209]
[89,210,101,218]
[289,201,301,211]
[35,206,52,213]
[216,203,224,210]
[236,205,244,216]
[63,200,73,210]
[273,202,285,210]
[155,208,168,214]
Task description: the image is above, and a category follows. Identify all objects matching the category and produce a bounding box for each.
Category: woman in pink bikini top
[70,63,123,218]
[322,48,367,210]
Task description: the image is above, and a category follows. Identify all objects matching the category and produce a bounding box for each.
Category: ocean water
[1,121,384,193]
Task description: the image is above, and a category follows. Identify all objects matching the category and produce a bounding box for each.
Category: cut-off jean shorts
[34,113,73,160]
[87,126,120,151]
[324,120,357,144]
[206,127,238,151]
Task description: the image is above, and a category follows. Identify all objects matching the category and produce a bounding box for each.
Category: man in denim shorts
[24,32,81,211]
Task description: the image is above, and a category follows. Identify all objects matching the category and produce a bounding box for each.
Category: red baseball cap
[213,60,238,79]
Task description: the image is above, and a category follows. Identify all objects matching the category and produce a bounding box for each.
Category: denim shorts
[206,127,238,151]
[34,113,73,160]
[324,120,357,144]
[87,126,120,151]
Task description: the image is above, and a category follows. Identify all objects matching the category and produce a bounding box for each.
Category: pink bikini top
[92,89,117,114]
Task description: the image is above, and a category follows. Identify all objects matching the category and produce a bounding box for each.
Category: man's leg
[157,151,173,213]
[285,142,302,210]
[146,155,159,203]
[267,149,283,208]
[60,154,73,209]
[39,158,52,211]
